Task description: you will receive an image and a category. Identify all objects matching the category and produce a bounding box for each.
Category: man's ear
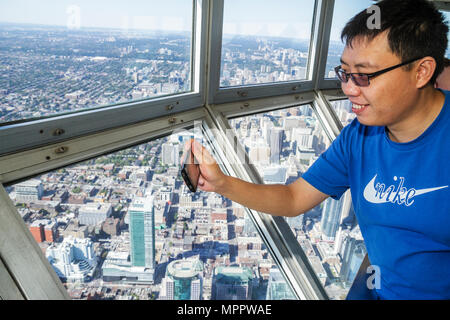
[415,56,436,89]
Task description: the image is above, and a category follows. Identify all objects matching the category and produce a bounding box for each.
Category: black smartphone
[181,146,200,192]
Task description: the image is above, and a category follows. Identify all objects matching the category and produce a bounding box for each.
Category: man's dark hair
[341,0,449,85]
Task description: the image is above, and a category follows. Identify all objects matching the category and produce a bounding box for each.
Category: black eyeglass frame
[334,57,423,87]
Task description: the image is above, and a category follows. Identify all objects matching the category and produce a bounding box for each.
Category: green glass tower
[129,196,155,269]
[166,259,204,300]
[212,266,253,300]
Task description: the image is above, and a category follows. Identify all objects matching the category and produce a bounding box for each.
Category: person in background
[435,57,450,90]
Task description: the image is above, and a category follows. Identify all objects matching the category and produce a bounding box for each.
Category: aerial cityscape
[0,22,343,123]
[2,23,366,301]
[0,23,191,123]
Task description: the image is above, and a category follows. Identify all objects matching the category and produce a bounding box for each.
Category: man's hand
[185,139,227,193]
[184,139,328,217]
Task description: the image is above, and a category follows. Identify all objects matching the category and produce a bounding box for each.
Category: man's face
[340,31,418,127]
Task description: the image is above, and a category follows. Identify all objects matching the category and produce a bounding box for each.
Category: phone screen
[181,147,200,192]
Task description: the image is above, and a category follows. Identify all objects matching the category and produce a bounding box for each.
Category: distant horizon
[0,20,191,35]
[0,0,362,42]
[0,20,345,44]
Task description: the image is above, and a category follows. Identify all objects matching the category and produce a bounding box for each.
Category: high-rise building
[247,140,270,166]
[29,219,58,243]
[102,217,120,236]
[44,220,58,242]
[129,196,155,270]
[212,266,253,300]
[160,277,175,299]
[266,268,296,300]
[191,278,202,300]
[292,127,315,149]
[269,127,283,164]
[159,258,204,300]
[339,238,367,287]
[261,117,274,145]
[158,186,172,202]
[30,220,45,243]
[46,236,96,283]
[162,142,179,166]
[78,203,113,226]
[14,179,43,203]
[320,197,343,241]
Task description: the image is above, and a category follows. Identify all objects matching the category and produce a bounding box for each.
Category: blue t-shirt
[302,91,450,300]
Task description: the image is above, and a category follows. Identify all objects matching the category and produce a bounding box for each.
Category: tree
[72,186,81,194]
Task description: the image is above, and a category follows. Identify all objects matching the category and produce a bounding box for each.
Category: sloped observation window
[6,124,296,300]
[228,104,366,299]
[0,0,193,124]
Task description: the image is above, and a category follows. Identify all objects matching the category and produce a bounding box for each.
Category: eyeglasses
[334,57,422,87]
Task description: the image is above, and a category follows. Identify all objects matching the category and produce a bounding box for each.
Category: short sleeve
[301,125,351,200]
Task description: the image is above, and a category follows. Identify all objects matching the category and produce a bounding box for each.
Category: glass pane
[7,125,295,300]
[325,0,373,79]
[0,0,192,123]
[229,105,366,300]
[220,0,315,87]
[330,99,356,127]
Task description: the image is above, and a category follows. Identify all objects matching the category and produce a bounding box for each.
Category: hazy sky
[0,0,376,41]
[0,0,193,31]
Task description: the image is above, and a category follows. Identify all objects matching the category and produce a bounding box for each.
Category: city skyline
[0,23,344,123]
[0,0,370,42]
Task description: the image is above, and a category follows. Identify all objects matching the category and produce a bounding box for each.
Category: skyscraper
[78,202,113,226]
[261,117,274,145]
[347,242,366,286]
[161,142,179,166]
[159,258,204,300]
[320,197,343,241]
[248,140,270,166]
[46,236,96,283]
[129,196,155,270]
[269,127,283,164]
[292,127,316,150]
[14,179,43,203]
[339,238,367,287]
[212,266,253,300]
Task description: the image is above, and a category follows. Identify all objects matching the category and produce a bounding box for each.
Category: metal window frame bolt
[168,117,177,124]
[54,146,69,154]
[53,128,65,136]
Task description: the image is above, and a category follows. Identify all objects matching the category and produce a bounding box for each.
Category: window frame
[0,255,26,300]
[0,106,327,300]
[0,184,70,299]
[0,0,209,156]
[203,104,329,300]
[207,0,330,105]
[208,88,361,299]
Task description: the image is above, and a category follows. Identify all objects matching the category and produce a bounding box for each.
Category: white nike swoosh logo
[363,174,448,205]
